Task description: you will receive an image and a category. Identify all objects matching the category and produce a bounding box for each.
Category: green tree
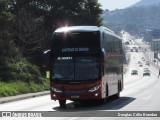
[82,0,103,25]
[12,9,48,56]
[8,0,103,29]
[8,0,103,55]
[44,0,103,29]
[0,0,18,59]
[0,0,19,81]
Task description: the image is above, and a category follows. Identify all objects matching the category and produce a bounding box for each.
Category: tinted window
[75,57,99,80]
[52,31,100,53]
[52,56,99,81]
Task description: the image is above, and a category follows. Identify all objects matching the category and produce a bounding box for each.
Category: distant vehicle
[125,42,130,45]
[131,70,138,75]
[143,70,150,76]
[138,61,141,64]
[143,68,149,71]
[145,61,150,66]
[130,49,133,52]
[153,60,156,62]
[139,64,143,67]
[135,49,138,52]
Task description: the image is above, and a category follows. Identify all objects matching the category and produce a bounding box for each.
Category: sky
[98,0,141,10]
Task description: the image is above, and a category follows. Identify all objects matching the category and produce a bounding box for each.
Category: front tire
[59,100,66,108]
[114,82,121,99]
[100,98,107,104]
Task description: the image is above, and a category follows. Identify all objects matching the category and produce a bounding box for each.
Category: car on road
[143,68,149,70]
[131,70,138,75]
[143,68,149,71]
[153,60,156,62]
[138,61,141,64]
[143,69,150,76]
[139,63,143,67]
[145,61,150,66]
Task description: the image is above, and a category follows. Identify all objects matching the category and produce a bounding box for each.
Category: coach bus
[50,26,123,108]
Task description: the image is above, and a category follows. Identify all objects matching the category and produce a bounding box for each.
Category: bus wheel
[100,98,106,104]
[116,91,120,99]
[106,83,108,97]
[115,82,121,99]
[59,100,66,108]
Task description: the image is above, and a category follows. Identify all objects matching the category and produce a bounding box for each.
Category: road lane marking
[69,117,79,120]
[142,95,152,100]
[88,117,95,120]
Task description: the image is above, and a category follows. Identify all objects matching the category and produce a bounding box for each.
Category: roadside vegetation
[0,57,50,97]
[0,0,103,97]
[0,79,49,97]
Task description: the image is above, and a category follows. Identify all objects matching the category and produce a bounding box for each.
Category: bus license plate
[71,95,79,99]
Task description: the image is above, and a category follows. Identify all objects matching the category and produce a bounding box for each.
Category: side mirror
[41,49,51,78]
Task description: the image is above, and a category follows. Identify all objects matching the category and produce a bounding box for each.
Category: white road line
[88,117,96,120]
[69,117,79,120]
[142,95,152,100]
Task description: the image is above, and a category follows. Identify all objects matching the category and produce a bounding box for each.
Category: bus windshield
[52,56,99,81]
[52,31,100,53]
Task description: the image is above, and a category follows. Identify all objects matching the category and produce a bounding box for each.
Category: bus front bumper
[50,88,102,101]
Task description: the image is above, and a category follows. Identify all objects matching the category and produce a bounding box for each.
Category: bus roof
[54,26,122,40]
[99,26,114,34]
[55,26,99,33]
[99,26,122,40]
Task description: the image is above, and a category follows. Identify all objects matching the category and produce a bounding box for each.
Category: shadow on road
[52,96,136,112]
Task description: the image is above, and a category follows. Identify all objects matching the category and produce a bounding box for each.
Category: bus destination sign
[62,48,89,52]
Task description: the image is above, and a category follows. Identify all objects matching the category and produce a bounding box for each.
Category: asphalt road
[0,51,159,119]
[0,32,160,120]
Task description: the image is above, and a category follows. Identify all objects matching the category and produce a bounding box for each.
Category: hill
[102,2,160,35]
[131,0,160,7]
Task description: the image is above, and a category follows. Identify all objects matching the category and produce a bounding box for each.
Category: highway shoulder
[0,91,50,104]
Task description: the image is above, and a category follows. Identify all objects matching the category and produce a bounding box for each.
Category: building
[151,39,160,59]
[152,39,160,51]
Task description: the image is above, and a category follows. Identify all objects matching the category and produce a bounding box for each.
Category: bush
[0,57,42,83]
[0,79,50,97]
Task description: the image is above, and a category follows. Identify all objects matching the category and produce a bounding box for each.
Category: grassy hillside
[0,57,50,97]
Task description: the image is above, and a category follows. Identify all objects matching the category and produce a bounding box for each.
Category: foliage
[9,0,103,28]
[0,0,20,77]
[12,9,48,56]
[0,79,50,97]
[0,0,103,97]
[0,0,18,58]
[5,0,103,56]
[0,0,14,30]
[0,57,43,83]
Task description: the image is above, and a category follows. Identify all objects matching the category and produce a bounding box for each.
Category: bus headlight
[52,87,62,93]
[88,86,100,92]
